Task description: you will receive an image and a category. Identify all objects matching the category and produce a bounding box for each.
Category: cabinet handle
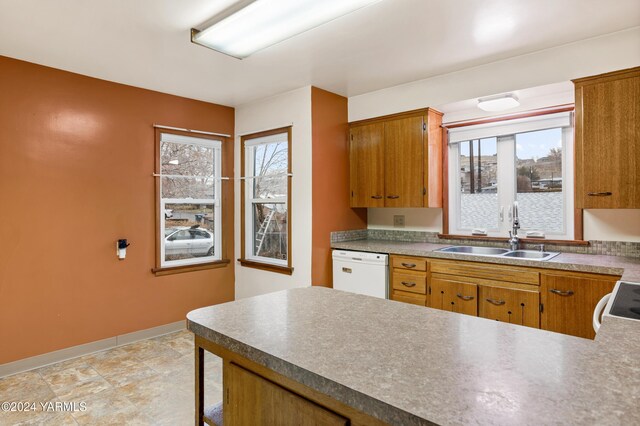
[456,293,474,301]
[387,195,400,199]
[371,195,383,199]
[401,262,416,268]
[550,289,574,296]
[486,298,506,306]
[401,281,416,287]
[587,192,612,197]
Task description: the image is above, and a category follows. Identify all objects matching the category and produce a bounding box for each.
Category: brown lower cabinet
[392,289,426,306]
[389,255,622,339]
[540,273,617,339]
[226,362,347,426]
[478,286,539,328]
[429,275,478,316]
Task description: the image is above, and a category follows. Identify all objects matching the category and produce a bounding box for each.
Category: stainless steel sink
[436,246,560,261]
[502,250,559,261]
[438,246,510,256]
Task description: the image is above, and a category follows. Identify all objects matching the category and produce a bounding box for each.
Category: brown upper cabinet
[574,67,640,209]
[349,108,443,208]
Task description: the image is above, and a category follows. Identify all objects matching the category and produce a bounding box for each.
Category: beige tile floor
[0,330,222,425]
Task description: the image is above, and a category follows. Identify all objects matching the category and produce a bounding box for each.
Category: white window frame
[448,112,574,240]
[243,132,290,267]
[159,133,222,268]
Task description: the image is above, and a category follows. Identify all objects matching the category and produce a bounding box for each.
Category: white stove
[593,281,640,333]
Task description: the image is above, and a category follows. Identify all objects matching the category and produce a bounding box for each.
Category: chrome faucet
[508,202,520,251]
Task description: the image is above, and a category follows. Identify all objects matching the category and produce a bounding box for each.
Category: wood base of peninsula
[194,335,387,426]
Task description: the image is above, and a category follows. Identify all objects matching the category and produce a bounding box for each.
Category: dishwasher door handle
[342,267,352,273]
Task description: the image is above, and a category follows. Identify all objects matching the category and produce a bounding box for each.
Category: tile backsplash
[330,229,640,258]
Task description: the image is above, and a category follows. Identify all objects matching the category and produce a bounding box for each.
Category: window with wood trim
[240,127,292,272]
[156,131,222,269]
[447,112,574,240]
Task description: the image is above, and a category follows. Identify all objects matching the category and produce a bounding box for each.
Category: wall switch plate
[393,215,405,228]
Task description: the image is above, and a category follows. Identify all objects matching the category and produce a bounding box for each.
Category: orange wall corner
[310,87,367,287]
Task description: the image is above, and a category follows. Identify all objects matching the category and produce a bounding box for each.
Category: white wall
[234,86,313,299]
[352,28,640,240]
[349,27,640,121]
[368,208,442,232]
[584,210,640,242]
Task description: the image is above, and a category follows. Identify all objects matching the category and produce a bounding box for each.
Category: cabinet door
[226,363,347,426]
[479,286,540,329]
[430,276,477,316]
[384,116,424,207]
[575,69,640,208]
[349,123,384,207]
[540,274,617,339]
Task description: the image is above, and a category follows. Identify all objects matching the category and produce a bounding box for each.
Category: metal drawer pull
[387,195,400,199]
[401,262,416,268]
[486,298,506,306]
[371,195,383,199]
[456,293,474,301]
[587,192,612,196]
[342,267,352,273]
[550,289,574,296]
[401,281,417,287]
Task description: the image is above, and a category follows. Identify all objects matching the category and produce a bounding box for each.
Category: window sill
[437,234,590,246]
[238,259,294,275]
[152,259,230,276]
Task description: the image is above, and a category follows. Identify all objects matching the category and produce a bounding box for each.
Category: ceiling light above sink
[477,94,520,112]
[191,0,380,59]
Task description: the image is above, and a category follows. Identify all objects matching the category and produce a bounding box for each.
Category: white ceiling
[0,0,638,107]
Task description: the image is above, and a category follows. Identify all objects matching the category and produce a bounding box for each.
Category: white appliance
[332,250,388,299]
[593,281,640,333]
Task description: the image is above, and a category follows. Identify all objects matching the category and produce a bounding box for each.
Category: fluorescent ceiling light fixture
[477,94,520,112]
[191,0,380,59]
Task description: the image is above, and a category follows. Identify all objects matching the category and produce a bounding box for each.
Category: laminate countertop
[187,287,640,425]
[331,239,640,282]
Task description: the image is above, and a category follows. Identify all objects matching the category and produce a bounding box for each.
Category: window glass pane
[253,176,287,200]
[515,128,563,233]
[252,142,288,176]
[161,141,214,177]
[161,177,214,199]
[164,203,215,261]
[252,203,287,261]
[458,138,498,230]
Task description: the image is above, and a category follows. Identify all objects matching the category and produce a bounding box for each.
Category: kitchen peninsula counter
[187,287,640,425]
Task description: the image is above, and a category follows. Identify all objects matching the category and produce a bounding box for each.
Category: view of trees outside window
[250,140,288,261]
[458,137,499,230]
[515,128,563,232]
[160,137,218,263]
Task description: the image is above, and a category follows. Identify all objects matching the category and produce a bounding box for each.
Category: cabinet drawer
[391,256,427,272]
[430,260,539,285]
[392,271,427,294]
[391,290,426,306]
[479,286,540,329]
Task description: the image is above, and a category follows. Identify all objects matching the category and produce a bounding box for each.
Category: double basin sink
[437,246,559,261]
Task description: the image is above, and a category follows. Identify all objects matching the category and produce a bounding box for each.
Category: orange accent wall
[311,87,367,287]
[0,56,235,364]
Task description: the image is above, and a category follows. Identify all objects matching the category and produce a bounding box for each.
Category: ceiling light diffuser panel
[477,94,520,112]
[191,0,380,59]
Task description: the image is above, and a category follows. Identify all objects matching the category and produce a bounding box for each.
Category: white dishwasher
[332,250,388,299]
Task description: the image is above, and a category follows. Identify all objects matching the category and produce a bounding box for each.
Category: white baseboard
[0,320,186,379]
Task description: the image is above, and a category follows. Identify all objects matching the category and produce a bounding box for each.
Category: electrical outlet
[393,215,405,228]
